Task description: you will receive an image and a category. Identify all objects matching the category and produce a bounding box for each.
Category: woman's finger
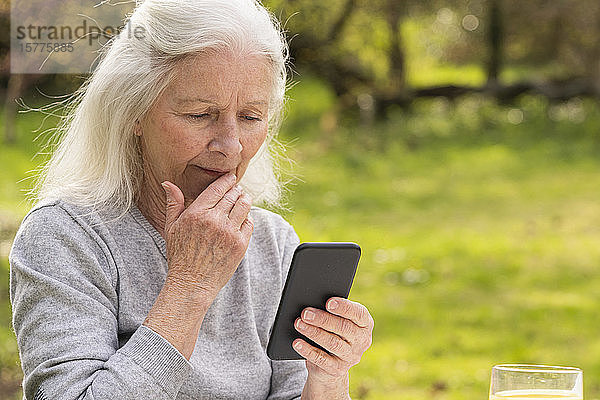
[161,181,185,232]
[325,298,374,329]
[299,307,361,345]
[213,184,243,214]
[292,338,346,377]
[239,216,254,241]
[229,192,252,229]
[294,318,355,363]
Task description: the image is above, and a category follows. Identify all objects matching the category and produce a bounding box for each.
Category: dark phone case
[266,242,361,360]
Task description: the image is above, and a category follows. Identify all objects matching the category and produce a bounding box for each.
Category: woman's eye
[189,113,210,120]
[240,115,261,121]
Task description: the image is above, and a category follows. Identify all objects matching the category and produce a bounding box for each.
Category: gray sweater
[9,199,308,400]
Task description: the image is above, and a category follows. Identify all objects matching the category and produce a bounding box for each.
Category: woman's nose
[207,117,243,158]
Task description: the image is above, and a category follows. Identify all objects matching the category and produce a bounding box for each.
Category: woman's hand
[143,173,253,359]
[161,173,254,301]
[295,297,374,399]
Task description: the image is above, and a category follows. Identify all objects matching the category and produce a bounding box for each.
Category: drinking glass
[489,364,583,399]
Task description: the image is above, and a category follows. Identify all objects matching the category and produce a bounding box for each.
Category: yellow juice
[490,389,582,399]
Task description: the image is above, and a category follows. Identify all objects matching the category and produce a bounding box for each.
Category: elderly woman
[9,0,373,399]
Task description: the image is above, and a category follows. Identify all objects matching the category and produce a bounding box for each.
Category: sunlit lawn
[281,91,600,399]
[2,85,600,399]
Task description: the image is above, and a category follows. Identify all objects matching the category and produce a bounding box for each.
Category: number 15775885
[19,42,74,53]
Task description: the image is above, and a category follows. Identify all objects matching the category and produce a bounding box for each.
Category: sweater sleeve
[267,223,308,400]
[9,204,192,400]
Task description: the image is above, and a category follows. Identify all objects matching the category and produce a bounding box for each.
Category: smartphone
[266,242,361,360]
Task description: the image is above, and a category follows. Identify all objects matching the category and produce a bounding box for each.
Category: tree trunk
[486,0,503,85]
[386,0,405,95]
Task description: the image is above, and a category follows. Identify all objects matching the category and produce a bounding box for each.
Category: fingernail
[328,299,338,311]
[294,341,303,350]
[303,309,315,321]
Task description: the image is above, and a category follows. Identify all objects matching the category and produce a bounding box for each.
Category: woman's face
[138,50,272,204]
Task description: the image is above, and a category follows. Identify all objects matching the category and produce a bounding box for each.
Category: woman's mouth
[196,166,232,177]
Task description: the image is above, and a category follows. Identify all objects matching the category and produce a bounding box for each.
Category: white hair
[32,0,290,214]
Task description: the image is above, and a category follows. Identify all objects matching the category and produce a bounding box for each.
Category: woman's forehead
[166,50,273,103]
[176,51,271,82]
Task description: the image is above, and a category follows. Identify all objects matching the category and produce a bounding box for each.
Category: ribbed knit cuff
[120,325,192,395]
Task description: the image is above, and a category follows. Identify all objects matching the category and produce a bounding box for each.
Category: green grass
[2,86,600,399]
[277,89,600,399]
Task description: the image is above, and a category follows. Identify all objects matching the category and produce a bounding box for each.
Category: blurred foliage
[261,0,600,88]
